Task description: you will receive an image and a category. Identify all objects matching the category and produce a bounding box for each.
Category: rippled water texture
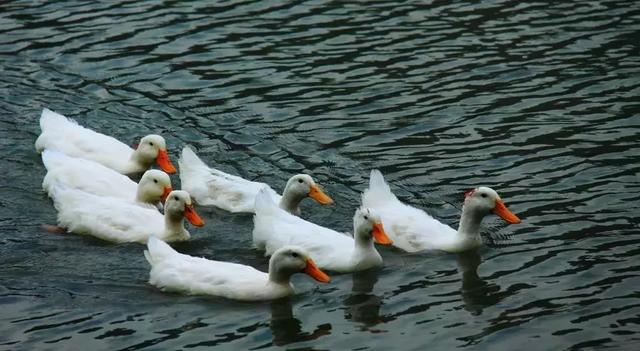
[2,0,640,349]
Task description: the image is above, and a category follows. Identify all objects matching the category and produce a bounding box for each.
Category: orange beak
[372,222,393,245]
[303,258,330,283]
[184,204,204,227]
[156,149,177,174]
[308,184,333,205]
[160,186,173,204]
[492,198,521,224]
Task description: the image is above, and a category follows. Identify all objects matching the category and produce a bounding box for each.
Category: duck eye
[481,193,487,198]
[297,179,303,184]
[363,215,369,220]
[149,142,154,146]
[153,179,158,183]
[174,196,179,201]
[291,252,299,258]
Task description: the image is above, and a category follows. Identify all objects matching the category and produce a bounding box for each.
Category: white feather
[253,189,384,272]
[362,169,457,252]
[179,146,280,212]
[35,109,137,173]
[144,237,326,301]
[51,186,190,243]
[42,150,138,202]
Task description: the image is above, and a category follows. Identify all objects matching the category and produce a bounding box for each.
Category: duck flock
[36,108,522,302]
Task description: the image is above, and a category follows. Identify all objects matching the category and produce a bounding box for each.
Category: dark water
[1,0,640,349]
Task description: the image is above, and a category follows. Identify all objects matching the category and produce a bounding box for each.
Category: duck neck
[268,262,293,286]
[353,229,381,264]
[278,189,304,215]
[129,150,152,173]
[135,188,155,205]
[354,232,376,253]
[164,210,186,237]
[456,205,485,240]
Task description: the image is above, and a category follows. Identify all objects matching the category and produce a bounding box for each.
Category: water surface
[1,0,640,349]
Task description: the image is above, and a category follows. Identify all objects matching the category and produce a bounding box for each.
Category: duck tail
[36,109,78,152]
[143,250,153,265]
[49,184,86,231]
[40,108,75,131]
[49,182,73,208]
[369,169,391,192]
[362,169,396,206]
[179,145,208,173]
[144,236,175,266]
[252,188,280,251]
[41,149,69,171]
[254,187,279,216]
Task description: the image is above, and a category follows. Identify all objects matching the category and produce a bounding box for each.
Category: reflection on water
[344,270,385,327]
[1,0,640,349]
[457,250,501,316]
[269,298,331,347]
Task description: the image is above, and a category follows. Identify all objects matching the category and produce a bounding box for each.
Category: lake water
[1,0,639,350]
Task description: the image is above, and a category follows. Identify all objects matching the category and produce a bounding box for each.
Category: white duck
[144,236,330,301]
[362,170,521,253]
[253,189,393,273]
[179,146,333,214]
[35,108,177,175]
[42,150,172,209]
[51,187,204,243]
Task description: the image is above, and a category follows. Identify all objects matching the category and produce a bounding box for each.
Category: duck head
[134,135,177,173]
[164,190,204,226]
[464,187,520,224]
[137,170,172,204]
[284,174,333,205]
[353,207,393,245]
[269,246,330,284]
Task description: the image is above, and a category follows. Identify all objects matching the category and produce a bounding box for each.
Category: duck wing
[146,237,269,299]
[42,150,137,201]
[52,185,162,243]
[35,109,133,171]
[179,146,279,212]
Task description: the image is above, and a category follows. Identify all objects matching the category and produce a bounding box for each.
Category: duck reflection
[457,250,501,315]
[344,269,386,326]
[269,298,331,346]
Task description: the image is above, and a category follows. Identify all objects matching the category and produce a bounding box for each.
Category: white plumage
[179,146,333,214]
[42,150,172,208]
[362,170,521,253]
[145,237,330,301]
[35,108,176,175]
[51,187,202,243]
[252,189,393,272]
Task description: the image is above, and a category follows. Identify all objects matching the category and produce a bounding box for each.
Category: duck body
[145,237,330,301]
[51,187,202,243]
[362,170,521,253]
[253,190,392,273]
[35,108,176,175]
[179,146,279,212]
[179,146,333,214]
[42,150,172,208]
[362,170,458,252]
[145,237,291,300]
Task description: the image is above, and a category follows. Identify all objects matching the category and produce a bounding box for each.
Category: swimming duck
[35,108,177,175]
[179,146,333,214]
[253,189,393,272]
[144,236,330,301]
[42,150,172,209]
[362,170,521,253]
[51,187,204,243]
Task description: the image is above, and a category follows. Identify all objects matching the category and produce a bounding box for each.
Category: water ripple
[1,0,640,349]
